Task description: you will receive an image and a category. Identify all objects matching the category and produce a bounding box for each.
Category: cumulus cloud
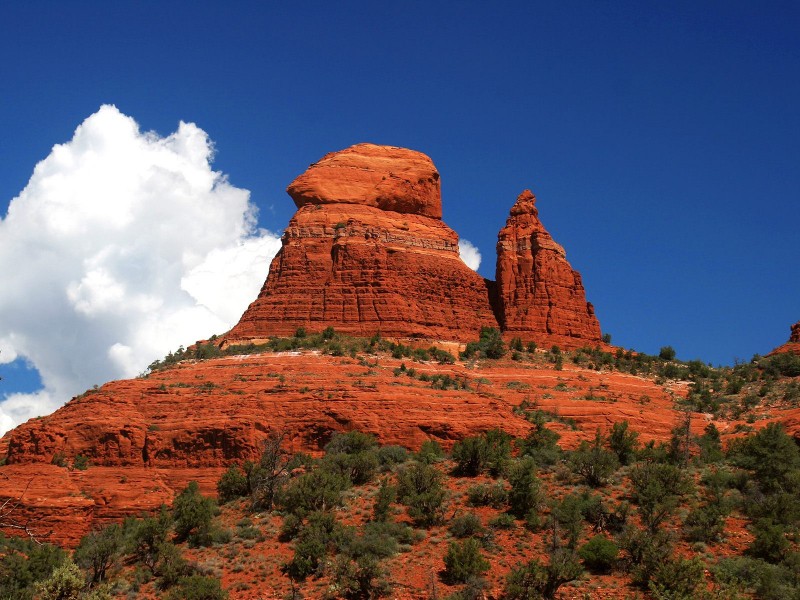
[0,105,281,435]
[458,238,482,271]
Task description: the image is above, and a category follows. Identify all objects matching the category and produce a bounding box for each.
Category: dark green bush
[607,420,639,466]
[506,458,543,518]
[728,422,800,494]
[465,482,508,508]
[747,519,789,563]
[448,513,483,538]
[372,479,396,522]
[172,481,217,546]
[578,535,618,573]
[416,439,445,463]
[629,462,692,532]
[568,431,619,487]
[165,574,227,599]
[443,538,490,584]
[395,462,447,527]
[503,550,582,600]
[74,523,124,585]
[216,465,249,504]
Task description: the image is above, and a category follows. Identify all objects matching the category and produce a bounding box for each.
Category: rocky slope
[0,341,707,545]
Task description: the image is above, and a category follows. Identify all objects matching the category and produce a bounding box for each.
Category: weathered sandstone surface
[227,144,601,347]
[495,190,602,348]
[287,143,442,218]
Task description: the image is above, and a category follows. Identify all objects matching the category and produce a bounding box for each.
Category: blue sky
[1,1,798,415]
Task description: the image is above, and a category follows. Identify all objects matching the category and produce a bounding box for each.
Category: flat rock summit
[226,143,601,349]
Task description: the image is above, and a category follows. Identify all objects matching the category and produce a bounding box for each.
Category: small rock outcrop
[495,190,602,348]
[769,320,800,355]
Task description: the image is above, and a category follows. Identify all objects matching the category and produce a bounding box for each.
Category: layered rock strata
[225,144,499,342]
[495,190,602,348]
[227,144,602,348]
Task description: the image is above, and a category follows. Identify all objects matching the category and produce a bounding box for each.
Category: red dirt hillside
[3,347,700,546]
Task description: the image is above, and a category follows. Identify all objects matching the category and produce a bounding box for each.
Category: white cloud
[0,105,280,436]
[458,238,482,271]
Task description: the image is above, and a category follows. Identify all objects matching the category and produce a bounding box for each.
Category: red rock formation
[287,143,442,219]
[225,145,498,343]
[495,190,602,349]
[769,320,800,355]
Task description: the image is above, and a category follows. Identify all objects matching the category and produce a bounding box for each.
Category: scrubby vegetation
[10,327,799,597]
[2,418,800,598]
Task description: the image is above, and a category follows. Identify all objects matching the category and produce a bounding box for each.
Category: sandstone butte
[2,144,799,550]
[769,320,800,355]
[224,143,602,349]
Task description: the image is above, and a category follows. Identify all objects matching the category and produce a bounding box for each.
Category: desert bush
[172,481,217,546]
[0,536,67,600]
[165,574,227,600]
[460,327,506,360]
[607,420,639,466]
[330,554,391,599]
[216,465,249,504]
[629,462,692,532]
[395,462,447,527]
[448,513,484,539]
[443,538,490,584]
[376,445,408,467]
[415,439,444,463]
[569,430,619,487]
[516,413,562,466]
[466,482,508,508]
[747,519,789,564]
[578,535,618,573]
[277,469,347,518]
[74,523,124,585]
[507,457,543,518]
[728,422,800,494]
[503,550,582,600]
[372,479,397,522]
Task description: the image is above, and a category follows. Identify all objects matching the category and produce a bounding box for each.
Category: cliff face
[225,144,499,343]
[227,145,601,347]
[495,190,602,349]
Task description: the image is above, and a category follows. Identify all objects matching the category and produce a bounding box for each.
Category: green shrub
[452,436,487,476]
[489,513,516,530]
[648,557,705,599]
[165,575,227,600]
[172,481,217,546]
[416,439,445,463]
[376,445,408,467]
[460,327,506,360]
[568,430,619,487]
[443,538,490,584]
[629,462,692,532]
[503,550,582,600]
[448,513,483,539]
[277,469,347,517]
[0,536,67,600]
[395,462,447,527]
[33,560,84,600]
[72,454,90,470]
[516,413,562,466]
[372,479,397,522]
[216,465,249,504]
[74,523,124,585]
[659,346,676,360]
[330,554,390,599]
[507,458,543,518]
[728,423,800,494]
[466,482,508,508]
[578,535,618,572]
[607,420,639,466]
[747,519,789,563]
